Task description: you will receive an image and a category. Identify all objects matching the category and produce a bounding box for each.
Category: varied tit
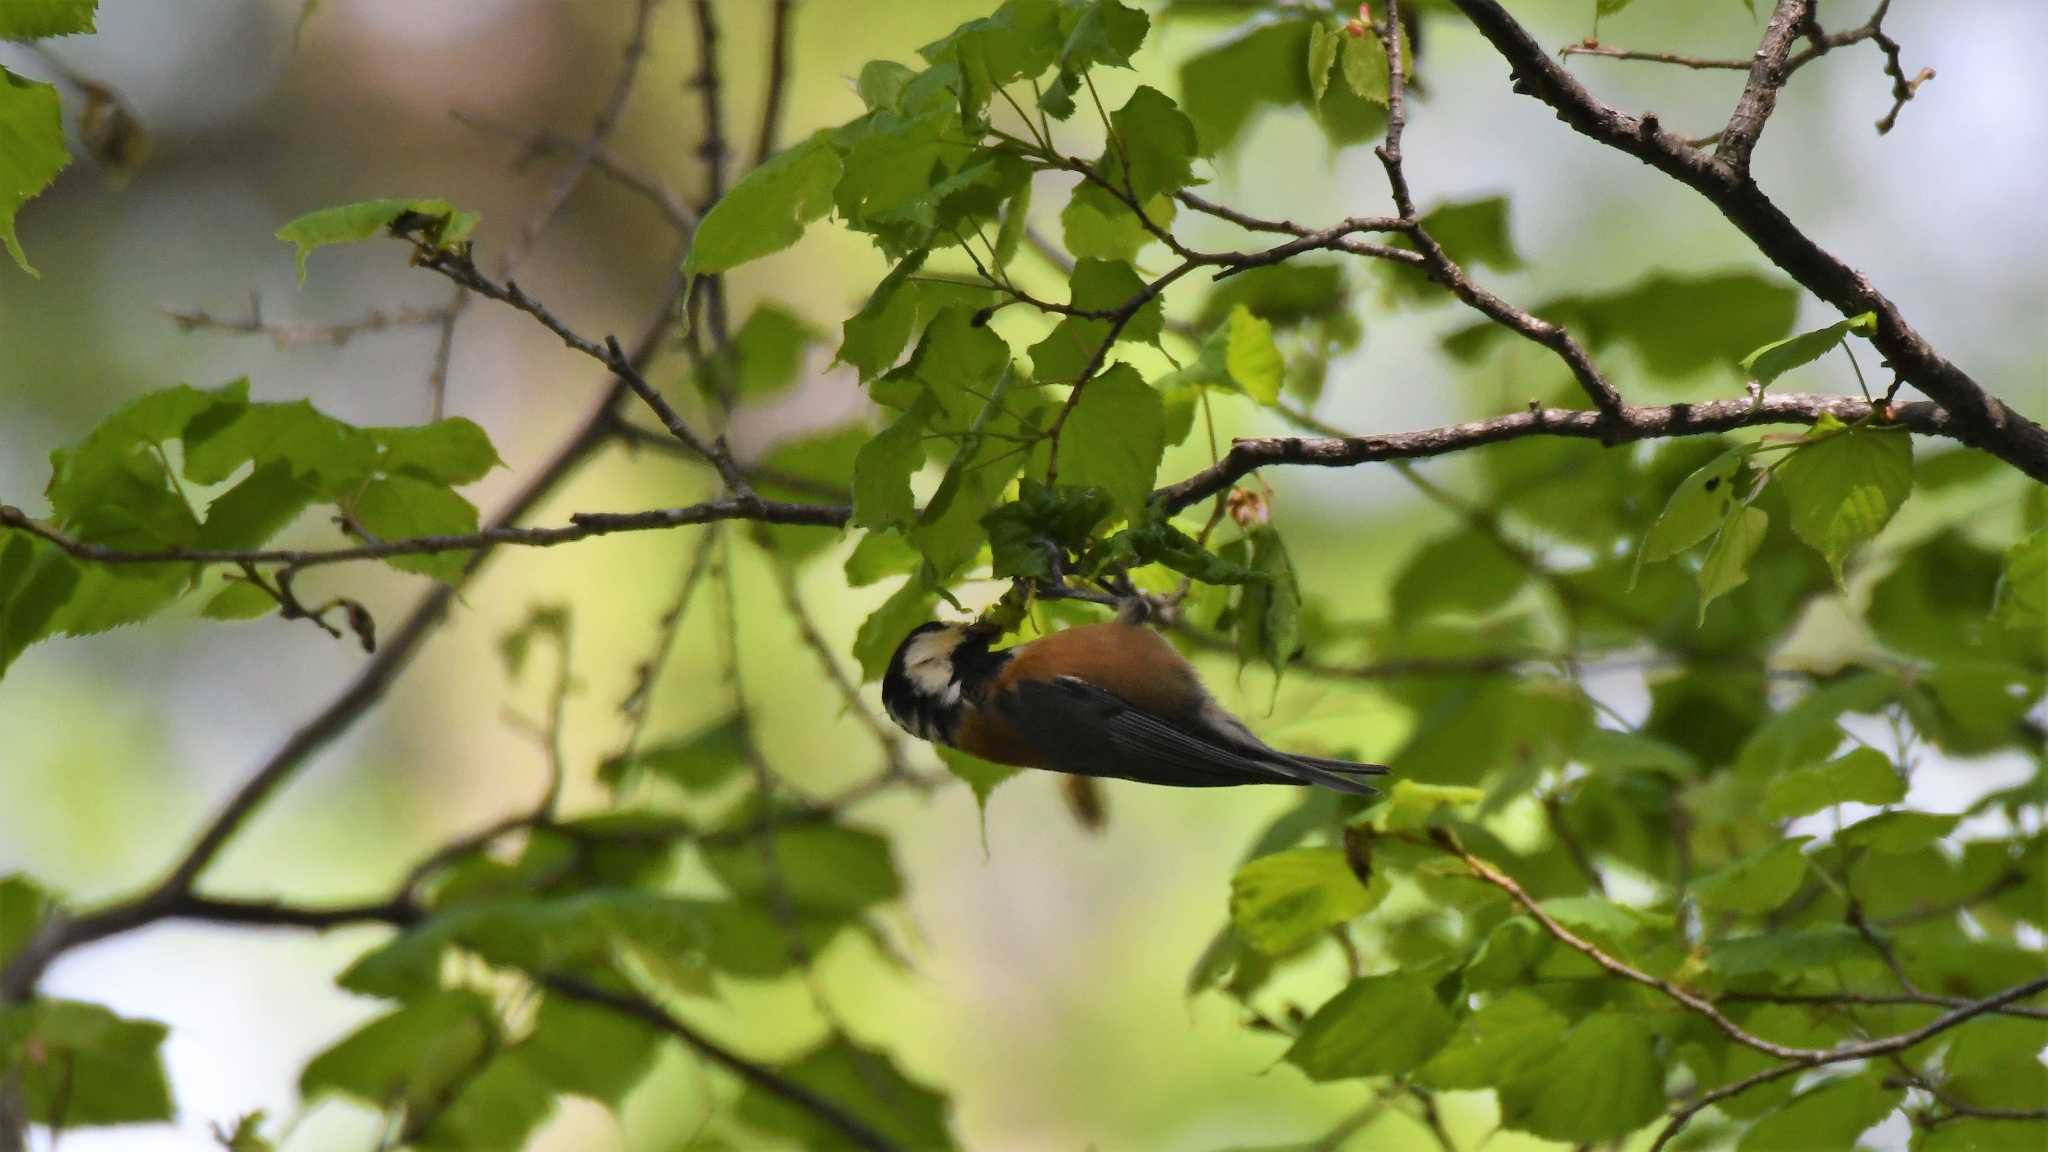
[881,619,1387,795]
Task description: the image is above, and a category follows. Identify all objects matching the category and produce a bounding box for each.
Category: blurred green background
[2,1,2043,1149]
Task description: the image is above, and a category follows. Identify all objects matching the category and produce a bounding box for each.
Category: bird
[881,616,1388,795]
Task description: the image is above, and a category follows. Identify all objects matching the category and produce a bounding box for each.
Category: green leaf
[1235,526,1300,676]
[199,460,315,550]
[844,529,921,587]
[853,390,937,530]
[1390,675,1591,787]
[276,197,479,284]
[0,534,80,678]
[1497,1013,1665,1143]
[1574,726,1697,777]
[1778,414,1913,582]
[301,990,495,1112]
[1706,925,1866,978]
[937,746,1020,823]
[1093,519,1256,586]
[0,0,97,39]
[1373,781,1486,832]
[753,424,865,560]
[1914,1118,2048,1151]
[1284,973,1455,1081]
[1055,363,1163,521]
[1338,33,1389,106]
[344,892,708,998]
[1644,447,1751,563]
[918,0,1062,122]
[1699,505,1770,622]
[1028,259,1162,384]
[1391,527,1526,621]
[735,1035,955,1151]
[201,581,277,621]
[1178,21,1317,155]
[213,1113,275,1152]
[413,1052,555,1152]
[0,999,174,1126]
[1737,1072,1901,1152]
[1306,21,1339,104]
[856,60,914,112]
[1060,181,1174,262]
[519,994,659,1106]
[1762,748,1905,820]
[181,397,377,492]
[983,480,1116,580]
[1056,0,1147,73]
[351,474,479,582]
[692,899,844,979]
[685,132,842,275]
[1993,528,2048,629]
[701,822,903,914]
[1739,311,1877,386]
[723,303,821,398]
[1229,847,1383,956]
[992,181,1031,270]
[1444,272,1799,380]
[1222,305,1283,405]
[1944,1017,2048,1112]
[1837,810,1959,855]
[1104,86,1198,204]
[599,716,749,794]
[1420,197,1521,271]
[839,251,926,380]
[1693,838,1811,914]
[0,874,54,970]
[370,418,503,485]
[855,579,939,681]
[1417,991,1569,1091]
[0,68,70,275]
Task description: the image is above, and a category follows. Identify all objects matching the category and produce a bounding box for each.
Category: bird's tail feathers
[1286,753,1391,778]
[1264,754,1387,796]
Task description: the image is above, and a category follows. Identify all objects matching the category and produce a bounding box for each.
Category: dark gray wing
[995,676,1381,795]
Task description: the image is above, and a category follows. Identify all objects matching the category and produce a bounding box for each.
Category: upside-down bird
[882,618,1387,795]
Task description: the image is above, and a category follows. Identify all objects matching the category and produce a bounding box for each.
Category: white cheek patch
[906,657,958,700]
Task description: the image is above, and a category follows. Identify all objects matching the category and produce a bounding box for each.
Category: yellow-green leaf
[1229,847,1383,956]
[1223,305,1283,405]
[277,197,479,284]
[1699,504,1769,622]
[0,68,71,275]
[1778,414,1913,582]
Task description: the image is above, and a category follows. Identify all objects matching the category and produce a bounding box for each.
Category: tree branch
[542,977,903,1152]
[0,498,850,571]
[1648,974,2048,1150]
[1446,0,2048,484]
[1156,393,1948,514]
[1716,0,1811,171]
[409,239,754,497]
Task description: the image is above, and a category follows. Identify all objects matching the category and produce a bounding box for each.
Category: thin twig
[0,498,847,571]
[161,300,452,348]
[760,534,912,780]
[754,0,797,166]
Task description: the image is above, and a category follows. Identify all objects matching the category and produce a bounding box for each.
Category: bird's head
[881,620,1008,745]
